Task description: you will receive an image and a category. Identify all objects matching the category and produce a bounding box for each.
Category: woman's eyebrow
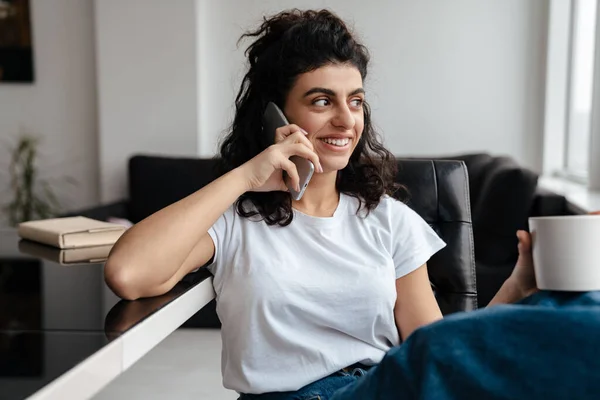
[303,87,365,97]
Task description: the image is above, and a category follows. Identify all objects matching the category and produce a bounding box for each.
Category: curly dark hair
[216,9,403,226]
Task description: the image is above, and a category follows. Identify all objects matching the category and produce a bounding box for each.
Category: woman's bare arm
[394,264,443,340]
[104,167,249,300]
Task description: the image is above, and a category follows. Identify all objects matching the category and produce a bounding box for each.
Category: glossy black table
[0,229,216,400]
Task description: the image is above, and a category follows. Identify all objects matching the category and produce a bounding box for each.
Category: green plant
[3,135,61,226]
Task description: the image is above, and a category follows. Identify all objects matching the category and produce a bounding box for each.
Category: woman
[105,9,536,399]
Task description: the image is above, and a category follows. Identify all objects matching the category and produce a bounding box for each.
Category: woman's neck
[292,171,339,217]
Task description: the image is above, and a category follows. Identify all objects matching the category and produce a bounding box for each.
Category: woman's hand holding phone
[239,126,321,193]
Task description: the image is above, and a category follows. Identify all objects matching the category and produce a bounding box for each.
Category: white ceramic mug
[528,215,600,291]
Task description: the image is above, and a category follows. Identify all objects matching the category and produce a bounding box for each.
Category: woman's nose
[332,104,355,130]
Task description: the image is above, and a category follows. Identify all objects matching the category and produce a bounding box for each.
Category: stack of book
[17,216,127,265]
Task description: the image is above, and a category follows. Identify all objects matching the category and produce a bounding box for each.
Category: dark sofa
[70,152,570,324]
[433,154,571,305]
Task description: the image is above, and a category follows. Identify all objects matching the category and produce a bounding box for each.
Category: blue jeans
[238,365,370,400]
[330,291,600,400]
[243,291,600,400]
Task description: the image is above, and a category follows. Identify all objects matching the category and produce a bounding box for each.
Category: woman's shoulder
[370,195,430,229]
[344,194,414,222]
[213,200,254,229]
[374,194,413,215]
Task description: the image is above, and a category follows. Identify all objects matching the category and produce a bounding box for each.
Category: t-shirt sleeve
[206,205,235,276]
[390,201,446,279]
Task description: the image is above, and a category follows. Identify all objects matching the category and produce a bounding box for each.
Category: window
[544,0,600,185]
[565,0,598,181]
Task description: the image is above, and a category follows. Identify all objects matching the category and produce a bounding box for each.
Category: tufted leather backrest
[394,160,478,314]
[125,155,478,319]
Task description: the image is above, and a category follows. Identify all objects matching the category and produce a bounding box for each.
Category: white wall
[94,0,199,203]
[0,0,550,219]
[0,0,98,225]
[197,0,548,172]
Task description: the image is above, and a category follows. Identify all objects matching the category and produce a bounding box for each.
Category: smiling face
[283,63,365,173]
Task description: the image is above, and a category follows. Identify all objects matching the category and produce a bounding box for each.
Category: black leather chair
[395,160,477,314]
[68,155,478,326]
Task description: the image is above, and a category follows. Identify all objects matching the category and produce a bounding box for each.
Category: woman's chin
[319,158,351,174]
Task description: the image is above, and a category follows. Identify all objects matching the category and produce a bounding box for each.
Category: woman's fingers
[273,125,323,173]
[279,158,300,191]
[274,124,307,143]
[281,130,314,151]
[283,143,322,173]
[516,230,532,254]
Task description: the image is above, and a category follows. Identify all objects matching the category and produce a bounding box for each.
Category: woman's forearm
[105,167,249,299]
[487,277,536,307]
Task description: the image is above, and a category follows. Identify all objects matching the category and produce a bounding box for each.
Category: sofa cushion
[128,155,219,223]
[472,156,538,265]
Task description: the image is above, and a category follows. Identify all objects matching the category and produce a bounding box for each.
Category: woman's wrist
[508,275,538,300]
[229,165,253,193]
[487,276,537,307]
[509,275,538,300]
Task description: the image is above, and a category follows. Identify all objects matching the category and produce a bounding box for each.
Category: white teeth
[321,138,350,147]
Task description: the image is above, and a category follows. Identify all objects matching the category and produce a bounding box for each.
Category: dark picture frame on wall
[0,0,34,83]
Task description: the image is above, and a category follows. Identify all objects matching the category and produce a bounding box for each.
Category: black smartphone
[263,102,314,200]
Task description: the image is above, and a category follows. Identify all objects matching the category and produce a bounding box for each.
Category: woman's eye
[350,98,364,107]
[313,99,330,107]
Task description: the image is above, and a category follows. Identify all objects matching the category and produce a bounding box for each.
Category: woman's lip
[318,139,351,152]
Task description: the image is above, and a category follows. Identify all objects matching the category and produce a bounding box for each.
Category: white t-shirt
[207,193,446,394]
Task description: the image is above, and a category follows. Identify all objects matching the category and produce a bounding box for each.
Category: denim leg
[332,292,600,400]
[239,372,360,400]
[329,347,409,400]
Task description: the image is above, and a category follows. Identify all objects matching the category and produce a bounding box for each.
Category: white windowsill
[538,176,600,214]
